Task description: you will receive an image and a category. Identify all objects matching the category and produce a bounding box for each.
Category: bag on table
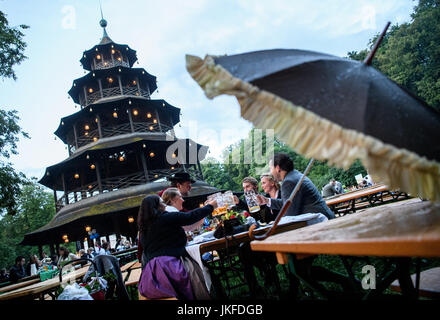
[57,283,93,300]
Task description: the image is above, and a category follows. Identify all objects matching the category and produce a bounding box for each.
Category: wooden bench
[138,291,177,300]
[390,267,440,299]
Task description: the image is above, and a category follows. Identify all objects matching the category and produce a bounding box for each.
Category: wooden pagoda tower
[21,19,218,253]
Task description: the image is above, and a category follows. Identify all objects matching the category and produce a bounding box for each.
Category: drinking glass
[244,190,261,213]
[223,190,235,209]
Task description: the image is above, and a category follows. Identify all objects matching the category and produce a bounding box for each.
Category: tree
[0,10,28,80]
[0,11,30,215]
[0,110,29,215]
[347,0,440,112]
[0,180,55,269]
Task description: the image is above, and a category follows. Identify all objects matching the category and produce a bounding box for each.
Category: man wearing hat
[158,172,195,197]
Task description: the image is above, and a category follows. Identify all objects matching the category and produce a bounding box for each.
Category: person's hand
[205,199,218,208]
[256,194,269,205]
[233,195,239,204]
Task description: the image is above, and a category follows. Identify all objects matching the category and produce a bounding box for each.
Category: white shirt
[94,247,106,256]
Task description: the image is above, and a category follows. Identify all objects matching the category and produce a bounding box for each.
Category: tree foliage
[347,0,440,112]
[0,10,30,215]
[0,180,56,269]
[0,10,28,80]
[201,130,368,192]
[0,110,29,215]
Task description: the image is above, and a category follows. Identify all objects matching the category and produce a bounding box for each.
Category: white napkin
[279,213,328,226]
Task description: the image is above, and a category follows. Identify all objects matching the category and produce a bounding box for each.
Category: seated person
[260,173,281,222]
[233,177,283,296]
[158,172,195,198]
[233,177,273,223]
[0,268,9,283]
[257,153,335,220]
[26,254,42,276]
[138,194,217,300]
[162,188,204,232]
[9,256,26,283]
[322,179,339,198]
[57,246,78,268]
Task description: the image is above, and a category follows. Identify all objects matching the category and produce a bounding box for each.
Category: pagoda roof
[38,137,208,190]
[68,67,157,104]
[20,182,220,245]
[80,42,138,71]
[54,98,181,143]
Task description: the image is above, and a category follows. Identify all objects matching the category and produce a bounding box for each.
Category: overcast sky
[0,0,415,180]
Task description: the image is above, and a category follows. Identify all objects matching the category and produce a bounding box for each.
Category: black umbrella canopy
[186,50,440,202]
[214,49,440,163]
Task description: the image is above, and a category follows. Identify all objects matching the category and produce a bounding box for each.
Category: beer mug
[30,263,37,276]
[244,190,261,213]
[223,190,235,209]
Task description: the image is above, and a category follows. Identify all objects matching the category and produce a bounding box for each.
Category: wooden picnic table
[325,184,408,215]
[197,220,307,255]
[0,265,90,301]
[0,277,41,294]
[185,219,308,299]
[250,198,440,299]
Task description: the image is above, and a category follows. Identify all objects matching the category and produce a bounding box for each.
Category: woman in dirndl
[137,194,216,300]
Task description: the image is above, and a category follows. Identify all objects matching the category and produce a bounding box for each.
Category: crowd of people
[0,239,134,284]
[136,152,335,300]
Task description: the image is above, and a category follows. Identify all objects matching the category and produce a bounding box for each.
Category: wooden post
[146,82,151,98]
[155,109,162,132]
[53,189,58,205]
[96,114,103,138]
[83,86,88,105]
[38,245,43,259]
[197,160,204,180]
[118,75,123,95]
[80,169,87,200]
[136,76,141,93]
[95,161,103,193]
[112,215,122,241]
[98,79,104,99]
[49,243,55,256]
[61,173,69,205]
[127,108,135,133]
[73,124,79,150]
[140,152,150,182]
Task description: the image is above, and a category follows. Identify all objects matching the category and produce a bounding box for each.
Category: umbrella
[186,23,440,206]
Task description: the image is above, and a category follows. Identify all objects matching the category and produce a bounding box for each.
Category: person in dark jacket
[233,176,273,223]
[9,256,26,283]
[257,153,335,219]
[137,194,217,300]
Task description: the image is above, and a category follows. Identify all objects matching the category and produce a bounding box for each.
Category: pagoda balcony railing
[94,59,129,70]
[71,122,174,151]
[80,87,150,106]
[54,167,203,211]
[77,128,100,147]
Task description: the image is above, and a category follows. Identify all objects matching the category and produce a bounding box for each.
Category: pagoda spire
[99,3,113,45]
